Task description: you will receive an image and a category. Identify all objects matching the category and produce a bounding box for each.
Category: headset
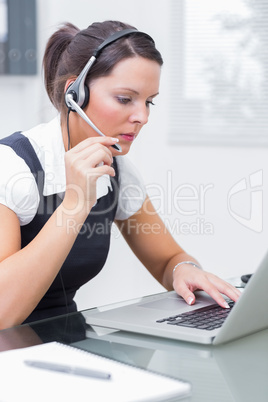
[64,28,154,152]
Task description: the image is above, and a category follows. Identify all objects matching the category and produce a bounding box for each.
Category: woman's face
[74,56,161,155]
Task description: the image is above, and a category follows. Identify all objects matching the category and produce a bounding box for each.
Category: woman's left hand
[173,264,241,309]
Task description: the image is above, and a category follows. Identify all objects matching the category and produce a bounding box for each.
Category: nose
[129,104,149,126]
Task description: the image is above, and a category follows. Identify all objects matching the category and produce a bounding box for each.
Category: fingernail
[111,137,119,142]
[224,301,230,309]
[187,297,194,305]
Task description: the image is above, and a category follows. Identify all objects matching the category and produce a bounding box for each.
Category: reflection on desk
[74,323,268,402]
[0,307,267,401]
[0,312,87,352]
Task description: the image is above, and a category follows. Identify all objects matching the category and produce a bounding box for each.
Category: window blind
[169,0,268,145]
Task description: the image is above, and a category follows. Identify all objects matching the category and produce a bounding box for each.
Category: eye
[146,100,155,107]
[116,96,132,105]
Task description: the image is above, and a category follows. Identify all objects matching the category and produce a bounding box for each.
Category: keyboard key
[156,302,235,331]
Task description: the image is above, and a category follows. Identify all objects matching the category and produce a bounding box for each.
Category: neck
[60,112,71,151]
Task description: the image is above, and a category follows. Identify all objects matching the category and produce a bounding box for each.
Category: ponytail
[43,23,79,110]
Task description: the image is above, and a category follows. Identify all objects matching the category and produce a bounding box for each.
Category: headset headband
[93,28,154,57]
[65,28,154,109]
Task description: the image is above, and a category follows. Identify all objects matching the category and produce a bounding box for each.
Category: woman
[0,20,240,329]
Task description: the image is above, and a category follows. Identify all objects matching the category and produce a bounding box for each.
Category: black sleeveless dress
[0,132,119,323]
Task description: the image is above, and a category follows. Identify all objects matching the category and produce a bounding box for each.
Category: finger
[202,286,230,309]
[69,140,112,160]
[72,136,119,153]
[96,164,116,177]
[74,157,116,181]
[76,145,113,168]
[87,147,113,168]
[206,275,241,302]
[175,270,235,309]
[195,277,233,309]
[68,143,113,169]
[174,280,196,306]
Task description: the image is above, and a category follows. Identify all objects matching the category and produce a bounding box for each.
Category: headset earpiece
[65,83,89,111]
[80,85,89,109]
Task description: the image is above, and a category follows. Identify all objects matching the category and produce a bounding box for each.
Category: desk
[0,298,267,402]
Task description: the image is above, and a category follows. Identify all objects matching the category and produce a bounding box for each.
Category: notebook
[0,341,191,401]
[85,250,268,345]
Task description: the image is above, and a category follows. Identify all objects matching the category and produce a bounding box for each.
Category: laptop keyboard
[156,301,235,331]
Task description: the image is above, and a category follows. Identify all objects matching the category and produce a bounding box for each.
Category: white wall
[1,0,267,311]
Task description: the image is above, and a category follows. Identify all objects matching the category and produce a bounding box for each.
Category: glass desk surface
[0,292,267,402]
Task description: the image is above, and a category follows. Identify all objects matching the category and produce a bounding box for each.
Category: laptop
[85,251,268,345]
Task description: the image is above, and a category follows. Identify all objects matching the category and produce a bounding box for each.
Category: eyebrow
[116,87,159,98]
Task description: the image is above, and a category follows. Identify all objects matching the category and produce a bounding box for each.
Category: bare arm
[116,196,241,308]
[0,202,89,328]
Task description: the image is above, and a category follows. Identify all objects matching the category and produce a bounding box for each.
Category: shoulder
[0,135,40,225]
[23,115,66,196]
[22,115,63,168]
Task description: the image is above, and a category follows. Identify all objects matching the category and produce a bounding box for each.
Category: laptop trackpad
[139,292,215,312]
[139,296,187,311]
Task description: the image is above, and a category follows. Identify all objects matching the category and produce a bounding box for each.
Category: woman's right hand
[63,136,119,213]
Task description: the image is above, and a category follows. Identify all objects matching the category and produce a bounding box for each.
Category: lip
[119,133,136,142]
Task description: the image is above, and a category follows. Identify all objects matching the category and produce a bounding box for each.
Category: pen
[24,360,111,380]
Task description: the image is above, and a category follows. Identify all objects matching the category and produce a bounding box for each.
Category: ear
[64,77,77,93]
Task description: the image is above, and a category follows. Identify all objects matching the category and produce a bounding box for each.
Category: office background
[0,0,267,310]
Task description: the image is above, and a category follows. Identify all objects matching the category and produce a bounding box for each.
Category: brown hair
[43,20,163,116]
